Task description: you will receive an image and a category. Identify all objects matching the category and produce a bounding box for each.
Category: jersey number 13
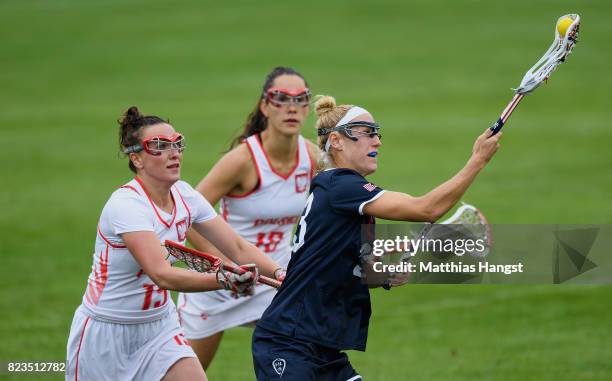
[292,193,314,253]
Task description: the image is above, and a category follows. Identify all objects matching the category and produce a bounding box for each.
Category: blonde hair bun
[314,95,337,117]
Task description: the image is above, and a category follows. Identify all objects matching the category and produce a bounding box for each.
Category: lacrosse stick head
[514,13,580,95]
[164,240,222,273]
[434,203,492,258]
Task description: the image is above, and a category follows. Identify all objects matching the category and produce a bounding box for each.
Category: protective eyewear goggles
[265,87,311,107]
[317,121,382,141]
[123,132,186,156]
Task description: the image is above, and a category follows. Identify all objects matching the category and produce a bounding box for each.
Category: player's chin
[363,163,378,176]
[164,167,181,182]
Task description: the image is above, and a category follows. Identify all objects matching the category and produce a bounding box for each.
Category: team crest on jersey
[175,218,189,241]
[294,172,309,193]
[272,358,286,377]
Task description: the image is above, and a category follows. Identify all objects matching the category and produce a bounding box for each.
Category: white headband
[324,106,371,152]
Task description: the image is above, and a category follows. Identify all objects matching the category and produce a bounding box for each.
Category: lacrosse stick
[412,203,492,258]
[164,240,282,288]
[490,14,581,135]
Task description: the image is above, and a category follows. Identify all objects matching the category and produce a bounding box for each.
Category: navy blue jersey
[257,168,385,351]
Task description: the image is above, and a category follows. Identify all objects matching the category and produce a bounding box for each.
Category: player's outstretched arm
[364,129,501,222]
[192,216,283,280]
[122,231,223,292]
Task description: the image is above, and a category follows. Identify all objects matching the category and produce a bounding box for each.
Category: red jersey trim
[74,316,90,381]
[120,185,140,195]
[97,225,126,248]
[85,286,94,305]
[255,133,300,181]
[173,185,191,228]
[305,141,315,179]
[220,198,229,221]
[135,177,177,228]
[86,245,110,306]
[225,140,262,198]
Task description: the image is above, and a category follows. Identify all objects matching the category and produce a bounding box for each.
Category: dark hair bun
[120,106,143,128]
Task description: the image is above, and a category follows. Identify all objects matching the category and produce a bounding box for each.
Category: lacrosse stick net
[411,203,492,258]
[164,240,282,288]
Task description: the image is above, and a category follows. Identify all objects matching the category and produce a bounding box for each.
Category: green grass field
[1,0,611,379]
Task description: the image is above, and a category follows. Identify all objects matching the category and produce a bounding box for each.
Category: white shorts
[66,305,196,381]
[177,250,289,340]
[177,283,276,339]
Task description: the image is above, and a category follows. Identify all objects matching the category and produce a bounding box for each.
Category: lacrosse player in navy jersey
[252,95,502,380]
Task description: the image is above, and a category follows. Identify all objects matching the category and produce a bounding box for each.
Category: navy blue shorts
[252,326,362,381]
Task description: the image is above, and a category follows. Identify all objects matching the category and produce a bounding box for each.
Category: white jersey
[220,134,313,263]
[177,134,313,338]
[81,178,216,323]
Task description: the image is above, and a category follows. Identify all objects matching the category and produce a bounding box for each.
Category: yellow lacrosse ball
[557,17,573,37]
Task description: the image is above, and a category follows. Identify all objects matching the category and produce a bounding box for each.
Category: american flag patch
[363,183,376,192]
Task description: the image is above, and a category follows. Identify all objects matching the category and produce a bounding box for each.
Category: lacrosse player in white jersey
[177,67,320,370]
[65,106,285,381]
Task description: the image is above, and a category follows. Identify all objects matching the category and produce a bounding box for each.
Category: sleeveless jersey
[81,178,217,323]
[219,134,313,263]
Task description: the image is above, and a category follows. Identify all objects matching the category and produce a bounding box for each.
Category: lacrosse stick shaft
[490,93,525,135]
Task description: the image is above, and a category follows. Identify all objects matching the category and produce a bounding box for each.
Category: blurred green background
[1,0,611,380]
